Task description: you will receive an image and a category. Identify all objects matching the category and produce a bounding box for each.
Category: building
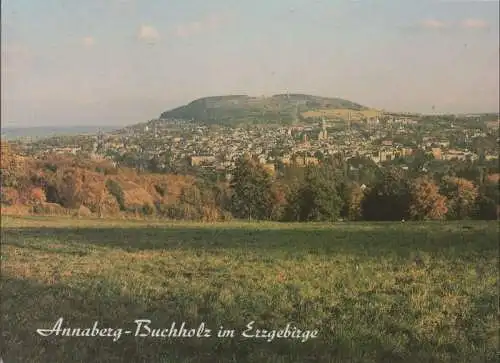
[486,120,499,130]
[442,150,466,161]
[289,156,319,167]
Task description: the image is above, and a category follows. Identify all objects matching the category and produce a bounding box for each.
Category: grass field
[1,216,498,362]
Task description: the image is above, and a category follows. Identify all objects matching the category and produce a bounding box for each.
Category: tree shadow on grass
[3,275,495,363]
[0,276,393,363]
[1,221,497,362]
[2,222,498,260]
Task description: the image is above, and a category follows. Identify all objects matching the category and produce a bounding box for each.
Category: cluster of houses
[22,114,498,175]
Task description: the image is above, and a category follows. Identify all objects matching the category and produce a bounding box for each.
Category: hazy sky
[2,0,499,127]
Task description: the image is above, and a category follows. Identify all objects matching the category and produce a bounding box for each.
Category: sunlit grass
[1,216,498,362]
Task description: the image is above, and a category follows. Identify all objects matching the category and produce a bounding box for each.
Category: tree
[440,176,479,220]
[408,176,447,220]
[180,184,202,206]
[148,157,161,173]
[57,168,84,208]
[270,182,288,221]
[82,178,107,217]
[474,181,499,220]
[105,179,126,211]
[340,182,365,221]
[0,141,26,188]
[410,149,433,174]
[0,187,19,205]
[214,182,233,214]
[285,165,343,222]
[281,165,306,185]
[313,151,325,162]
[362,168,411,221]
[28,187,46,206]
[348,156,381,186]
[230,157,278,220]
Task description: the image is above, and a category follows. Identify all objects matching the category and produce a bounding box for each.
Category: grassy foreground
[1,216,498,363]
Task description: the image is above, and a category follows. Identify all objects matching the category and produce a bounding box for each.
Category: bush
[103,168,118,175]
[141,203,155,216]
[164,203,201,220]
[27,187,47,206]
[201,205,220,222]
[474,181,500,220]
[99,193,121,217]
[220,210,233,221]
[73,205,93,218]
[154,184,167,197]
[44,163,58,173]
[105,179,126,210]
[1,187,19,206]
[32,202,71,216]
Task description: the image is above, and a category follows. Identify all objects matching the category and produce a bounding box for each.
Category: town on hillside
[10,110,499,181]
[1,101,498,222]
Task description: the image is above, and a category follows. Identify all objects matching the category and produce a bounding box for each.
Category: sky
[1,0,499,127]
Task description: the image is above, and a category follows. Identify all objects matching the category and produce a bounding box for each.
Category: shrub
[220,210,233,221]
[164,203,201,220]
[100,193,121,216]
[32,202,71,216]
[28,187,47,206]
[106,179,126,210]
[154,184,167,197]
[73,205,93,218]
[0,187,19,206]
[141,203,155,216]
[201,205,220,222]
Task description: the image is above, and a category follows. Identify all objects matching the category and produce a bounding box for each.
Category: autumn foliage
[28,187,47,205]
[408,177,448,220]
[440,177,479,220]
[0,141,498,221]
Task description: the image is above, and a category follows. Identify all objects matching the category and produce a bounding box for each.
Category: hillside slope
[159,94,369,125]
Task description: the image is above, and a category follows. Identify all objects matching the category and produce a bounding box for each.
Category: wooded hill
[159,94,368,125]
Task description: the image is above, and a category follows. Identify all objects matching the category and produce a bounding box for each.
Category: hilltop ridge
[159,94,369,125]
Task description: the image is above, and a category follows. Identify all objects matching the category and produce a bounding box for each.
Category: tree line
[1,142,498,221]
[228,156,498,222]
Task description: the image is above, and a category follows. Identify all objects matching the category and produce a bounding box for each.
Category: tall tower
[318,117,328,140]
[294,101,299,124]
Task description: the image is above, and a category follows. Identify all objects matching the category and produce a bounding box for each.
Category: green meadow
[1,216,498,362]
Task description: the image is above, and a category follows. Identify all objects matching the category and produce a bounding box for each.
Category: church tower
[318,117,327,140]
